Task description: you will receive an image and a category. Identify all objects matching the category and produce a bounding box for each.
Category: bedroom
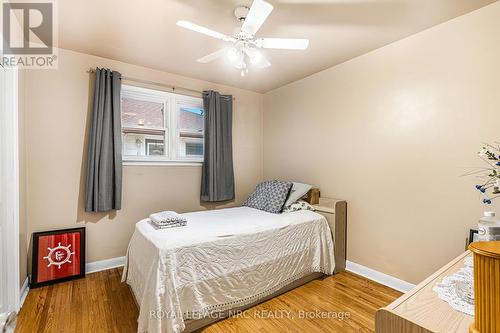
[1,0,500,332]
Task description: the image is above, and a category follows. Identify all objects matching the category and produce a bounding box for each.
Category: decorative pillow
[282,200,315,213]
[284,182,312,207]
[243,180,293,214]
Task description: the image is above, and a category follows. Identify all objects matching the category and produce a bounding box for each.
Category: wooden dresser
[375,251,473,333]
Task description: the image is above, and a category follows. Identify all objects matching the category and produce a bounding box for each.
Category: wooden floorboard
[16,269,401,333]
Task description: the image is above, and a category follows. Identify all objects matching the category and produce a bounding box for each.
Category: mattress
[122,206,335,333]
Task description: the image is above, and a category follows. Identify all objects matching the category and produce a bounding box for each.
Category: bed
[122,192,346,333]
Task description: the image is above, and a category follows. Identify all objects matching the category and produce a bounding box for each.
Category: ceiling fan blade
[177,20,234,41]
[241,0,274,35]
[257,38,309,50]
[197,48,228,63]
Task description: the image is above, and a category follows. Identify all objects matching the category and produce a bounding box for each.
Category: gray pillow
[243,180,293,214]
[284,182,312,206]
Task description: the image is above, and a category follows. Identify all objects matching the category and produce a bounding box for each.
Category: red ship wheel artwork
[31,227,85,288]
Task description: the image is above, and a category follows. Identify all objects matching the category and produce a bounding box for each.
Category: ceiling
[58,0,496,93]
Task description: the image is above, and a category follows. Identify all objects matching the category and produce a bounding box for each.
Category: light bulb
[226,47,239,63]
[249,50,262,65]
[235,57,246,69]
[240,70,245,77]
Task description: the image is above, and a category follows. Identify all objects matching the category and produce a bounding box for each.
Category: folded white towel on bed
[150,220,187,229]
[149,211,188,229]
[150,211,182,223]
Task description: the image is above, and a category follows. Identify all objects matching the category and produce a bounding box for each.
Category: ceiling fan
[176,0,309,77]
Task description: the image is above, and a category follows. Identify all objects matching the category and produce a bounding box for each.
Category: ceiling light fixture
[176,0,309,77]
[225,44,267,76]
[226,47,241,63]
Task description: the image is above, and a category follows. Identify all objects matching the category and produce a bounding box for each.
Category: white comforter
[122,207,335,333]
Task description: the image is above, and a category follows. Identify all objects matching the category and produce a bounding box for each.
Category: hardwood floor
[16,269,138,333]
[16,269,401,333]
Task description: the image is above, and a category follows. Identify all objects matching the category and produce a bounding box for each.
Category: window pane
[178,105,204,158]
[186,142,204,156]
[179,106,204,132]
[179,138,204,158]
[122,97,164,129]
[123,132,165,156]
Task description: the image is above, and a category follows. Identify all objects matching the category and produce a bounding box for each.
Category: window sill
[123,159,203,167]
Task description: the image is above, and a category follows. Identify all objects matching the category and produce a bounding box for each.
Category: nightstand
[312,198,347,273]
[376,251,473,332]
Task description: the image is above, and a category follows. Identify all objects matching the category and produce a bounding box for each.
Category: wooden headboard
[303,188,320,205]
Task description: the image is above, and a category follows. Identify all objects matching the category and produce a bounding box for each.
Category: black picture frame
[468,228,478,245]
[31,227,85,288]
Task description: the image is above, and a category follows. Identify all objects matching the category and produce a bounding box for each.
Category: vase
[468,241,500,333]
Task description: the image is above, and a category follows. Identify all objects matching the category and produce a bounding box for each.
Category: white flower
[478,148,488,157]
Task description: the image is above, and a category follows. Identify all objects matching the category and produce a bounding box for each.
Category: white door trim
[0,65,21,313]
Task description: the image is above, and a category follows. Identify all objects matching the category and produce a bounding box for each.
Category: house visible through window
[186,142,203,156]
[121,85,204,163]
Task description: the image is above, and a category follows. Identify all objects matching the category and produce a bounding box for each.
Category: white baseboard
[19,277,29,308]
[85,256,126,274]
[346,260,415,293]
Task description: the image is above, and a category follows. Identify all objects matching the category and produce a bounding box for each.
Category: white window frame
[0,66,20,313]
[121,85,204,165]
[174,95,205,161]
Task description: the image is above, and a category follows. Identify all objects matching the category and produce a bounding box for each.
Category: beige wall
[263,2,500,284]
[20,2,500,286]
[21,48,263,270]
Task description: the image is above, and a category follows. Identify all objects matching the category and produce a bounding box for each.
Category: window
[121,85,204,163]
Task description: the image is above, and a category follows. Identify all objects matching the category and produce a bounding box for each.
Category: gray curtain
[201,91,235,202]
[85,68,122,212]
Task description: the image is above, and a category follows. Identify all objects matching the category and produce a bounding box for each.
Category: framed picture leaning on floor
[31,227,85,288]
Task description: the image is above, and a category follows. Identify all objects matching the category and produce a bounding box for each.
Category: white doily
[432,256,474,316]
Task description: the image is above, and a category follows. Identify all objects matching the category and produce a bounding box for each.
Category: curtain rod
[86,68,235,100]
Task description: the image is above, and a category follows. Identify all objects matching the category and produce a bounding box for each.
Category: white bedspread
[122,207,335,333]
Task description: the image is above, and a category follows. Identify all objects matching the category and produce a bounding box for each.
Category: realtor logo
[1,1,57,68]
